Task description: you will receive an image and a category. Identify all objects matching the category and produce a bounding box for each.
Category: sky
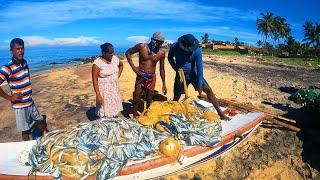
[0,0,319,49]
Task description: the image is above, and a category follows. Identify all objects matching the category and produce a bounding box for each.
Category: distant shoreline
[0,45,128,74]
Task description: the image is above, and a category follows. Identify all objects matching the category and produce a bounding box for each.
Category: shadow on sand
[85,102,133,121]
[86,90,168,121]
[121,102,132,119]
[261,86,320,171]
[85,107,100,121]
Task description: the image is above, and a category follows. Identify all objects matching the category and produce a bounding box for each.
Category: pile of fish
[28,100,222,179]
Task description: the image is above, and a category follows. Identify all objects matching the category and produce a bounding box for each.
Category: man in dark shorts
[0,38,49,140]
[126,32,167,118]
[168,34,229,120]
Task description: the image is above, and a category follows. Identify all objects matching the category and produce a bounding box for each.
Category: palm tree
[273,16,291,44]
[257,40,263,48]
[234,37,240,46]
[314,23,320,50]
[201,33,210,44]
[264,42,274,55]
[285,36,300,56]
[272,16,282,44]
[256,12,275,45]
[303,21,315,47]
[303,21,320,54]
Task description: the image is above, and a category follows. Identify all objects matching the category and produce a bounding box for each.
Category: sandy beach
[0,54,319,179]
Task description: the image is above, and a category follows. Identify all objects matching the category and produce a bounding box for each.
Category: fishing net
[28,119,167,179]
[27,100,222,179]
[138,98,220,128]
[159,137,182,159]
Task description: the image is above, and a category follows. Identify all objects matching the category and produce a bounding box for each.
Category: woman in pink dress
[92,43,124,118]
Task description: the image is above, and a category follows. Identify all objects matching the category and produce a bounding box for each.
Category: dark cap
[151,32,165,41]
[177,34,199,52]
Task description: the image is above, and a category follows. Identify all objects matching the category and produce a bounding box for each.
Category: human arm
[125,44,148,75]
[0,88,11,101]
[168,44,177,71]
[118,61,123,78]
[195,49,204,94]
[210,94,230,120]
[92,64,103,105]
[0,66,23,102]
[159,51,167,95]
[0,88,23,102]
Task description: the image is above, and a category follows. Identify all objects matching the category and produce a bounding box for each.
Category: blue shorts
[173,71,208,96]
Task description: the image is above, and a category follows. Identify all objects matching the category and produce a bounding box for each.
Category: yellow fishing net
[138,98,221,160]
[138,98,221,128]
[159,137,182,160]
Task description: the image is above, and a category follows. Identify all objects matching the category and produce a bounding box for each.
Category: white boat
[0,100,266,179]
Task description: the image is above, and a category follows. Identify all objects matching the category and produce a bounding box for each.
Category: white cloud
[0,0,258,31]
[17,36,101,46]
[126,36,149,43]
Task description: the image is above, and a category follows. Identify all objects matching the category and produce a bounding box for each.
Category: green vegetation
[202,49,242,56]
[199,12,320,68]
[202,49,320,68]
[263,56,320,68]
[289,88,320,111]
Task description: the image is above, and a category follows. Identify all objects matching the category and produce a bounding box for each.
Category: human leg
[14,107,31,141]
[173,74,183,101]
[133,83,143,118]
[30,103,48,133]
[146,89,154,109]
[201,79,228,119]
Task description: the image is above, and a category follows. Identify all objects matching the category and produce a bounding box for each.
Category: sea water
[0,45,127,73]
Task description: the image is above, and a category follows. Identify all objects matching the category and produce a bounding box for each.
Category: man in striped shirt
[0,38,48,141]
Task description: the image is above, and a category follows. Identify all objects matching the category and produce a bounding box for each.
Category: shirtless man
[126,32,167,118]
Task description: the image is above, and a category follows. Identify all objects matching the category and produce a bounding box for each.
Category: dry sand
[0,54,319,179]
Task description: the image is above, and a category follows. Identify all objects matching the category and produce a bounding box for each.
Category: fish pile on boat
[27,99,222,180]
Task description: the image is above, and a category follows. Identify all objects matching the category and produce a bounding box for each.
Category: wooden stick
[266,118,300,132]
[178,69,189,98]
[216,98,296,123]
[198,95,300,132]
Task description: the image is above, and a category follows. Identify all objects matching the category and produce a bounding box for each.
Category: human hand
[197,85,203,95]
[152,53,158,61]
[133,67,142,76]
[162,85,167,95]
[220,113,231,121]
[11,93,23,102]
[96,94,104,105]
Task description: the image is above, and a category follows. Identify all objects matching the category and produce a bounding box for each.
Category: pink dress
[94,56,123,117]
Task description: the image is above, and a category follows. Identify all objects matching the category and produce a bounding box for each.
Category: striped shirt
[0,58,33,109]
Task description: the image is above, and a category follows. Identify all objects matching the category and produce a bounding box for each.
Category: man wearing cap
[168,34,229,120]
[126,32,167,118]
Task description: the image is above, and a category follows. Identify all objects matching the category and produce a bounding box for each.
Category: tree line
[256,12,320,58]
